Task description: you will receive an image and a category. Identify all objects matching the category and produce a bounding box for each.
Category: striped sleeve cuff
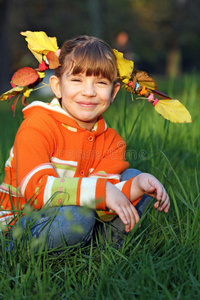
[115,178,141,206]
[121,178,132,199]
[46,176,107,210]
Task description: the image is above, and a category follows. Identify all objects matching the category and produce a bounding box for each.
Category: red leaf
[46,51,60,69]
[11,67,39,87]
[11,94,21,117]
[39,61,49,71]
[10,76,16,88]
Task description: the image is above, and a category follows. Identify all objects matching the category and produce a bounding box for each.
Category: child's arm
[105,182,140,233]
[130,173,170,213]
[105,173,170,233]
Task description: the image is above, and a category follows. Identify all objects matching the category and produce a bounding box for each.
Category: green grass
[0,73,200,299]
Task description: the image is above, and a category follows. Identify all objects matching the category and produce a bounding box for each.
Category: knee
[62,206,96,228]
[120,168,142,181]
[47,206,96,247]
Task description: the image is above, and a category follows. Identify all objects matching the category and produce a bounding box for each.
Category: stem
[160,119,170,151]
[127,101,147,144]
[123,90,128,140]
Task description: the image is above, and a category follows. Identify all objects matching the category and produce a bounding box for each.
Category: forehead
[63,44,118,82]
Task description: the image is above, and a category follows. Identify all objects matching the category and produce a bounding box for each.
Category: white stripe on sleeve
[79,178,97,209]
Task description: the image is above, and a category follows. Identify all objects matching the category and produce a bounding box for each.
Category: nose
[81,82,96,97]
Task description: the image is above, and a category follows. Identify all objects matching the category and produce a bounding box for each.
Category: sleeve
[88,130,141,206]
[13,119,139,211]
[13,123,107,211]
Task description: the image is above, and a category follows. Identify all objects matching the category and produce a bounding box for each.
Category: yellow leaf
[113,49,134,83]
[154,99,192,123]
[0,94,9,101]
[21,31,59,63]
[23,89,33,98]
[38,71,45,79]
[0,86,24,101]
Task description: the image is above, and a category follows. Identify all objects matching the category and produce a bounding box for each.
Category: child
[0,33,170,249]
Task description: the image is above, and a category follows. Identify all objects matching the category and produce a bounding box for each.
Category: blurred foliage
[0,0,200,93]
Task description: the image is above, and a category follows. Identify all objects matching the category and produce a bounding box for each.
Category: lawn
[0,73,199,299]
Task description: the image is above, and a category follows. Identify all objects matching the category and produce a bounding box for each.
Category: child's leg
[100,168,153,247]
[16,206,96,249]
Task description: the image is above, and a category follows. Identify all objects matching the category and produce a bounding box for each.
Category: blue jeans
[14,169,152,249]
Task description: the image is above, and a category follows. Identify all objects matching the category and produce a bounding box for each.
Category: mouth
[77,102,97,108]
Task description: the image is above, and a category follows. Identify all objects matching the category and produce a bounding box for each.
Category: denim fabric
[14,169,152,249]
[99,169,153,247]
[17,206,95,249]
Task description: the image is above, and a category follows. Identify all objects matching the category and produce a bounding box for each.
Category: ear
[49,75,62,98]
[110,82,120,103]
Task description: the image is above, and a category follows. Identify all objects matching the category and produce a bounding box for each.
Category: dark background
[1,0,200,93]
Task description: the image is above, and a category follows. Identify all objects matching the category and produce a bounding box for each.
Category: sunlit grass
[0,73,200,299]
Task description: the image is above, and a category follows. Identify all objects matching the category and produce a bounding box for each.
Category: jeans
[14,169,152,249]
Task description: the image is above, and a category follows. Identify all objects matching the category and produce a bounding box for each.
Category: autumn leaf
[46,51,60,69]
[154,99,192,123]
[133,70,157,91]
[11,67,39,87]
[39,61,49,71]
[113,49,134,84]
[0,86,24,101]
[21,31,59,63]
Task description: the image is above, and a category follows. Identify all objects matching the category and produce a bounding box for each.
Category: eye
[68,74,82,82]
[97,80,109,85]
[71,78,81,82]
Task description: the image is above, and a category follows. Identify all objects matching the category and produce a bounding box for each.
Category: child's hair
[55,35,118,82]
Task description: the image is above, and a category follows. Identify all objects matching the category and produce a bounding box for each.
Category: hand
[131,173,170,213]
[105,182,140,232]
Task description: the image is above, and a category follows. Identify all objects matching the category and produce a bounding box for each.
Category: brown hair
[55,35,118,82]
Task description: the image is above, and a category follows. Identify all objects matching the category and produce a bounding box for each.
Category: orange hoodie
[0,99,140,226]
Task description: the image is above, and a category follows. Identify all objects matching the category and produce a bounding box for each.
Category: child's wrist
[130,174,145,201]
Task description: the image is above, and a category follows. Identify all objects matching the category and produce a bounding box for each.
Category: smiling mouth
[77,102,97,108]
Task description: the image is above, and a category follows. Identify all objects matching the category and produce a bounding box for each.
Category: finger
[146,183,164,200]
[155,184,165,201]
[158,193,170,211]
[148,178,161,193]
[131,205,140,224]
[115,207,129,226]
[121,206,132,232]
[121,204,137,232]
[164,201,170,213]
[127,205,140,231]
[154,200,160,209]
[160,196,170,213]
[146,186,156,194]
[150,179,166,201]
[158,192,167,208]
[125,223,130,233]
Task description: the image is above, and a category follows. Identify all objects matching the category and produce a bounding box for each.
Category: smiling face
[50,35,120,130]
[50,72,120,130]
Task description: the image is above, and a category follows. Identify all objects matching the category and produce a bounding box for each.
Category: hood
[22,98,108,136]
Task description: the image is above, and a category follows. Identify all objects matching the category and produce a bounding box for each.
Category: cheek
[101,90,113,102]
[61,86,74,99]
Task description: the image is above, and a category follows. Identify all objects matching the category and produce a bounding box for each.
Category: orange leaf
[133,70,157,90]
[11,67,39,87]
[46,51,60,69]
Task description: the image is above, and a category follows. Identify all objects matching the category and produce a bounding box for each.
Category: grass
[0,72,200,299]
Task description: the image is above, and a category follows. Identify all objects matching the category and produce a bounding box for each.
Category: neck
[76,119,97,131]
